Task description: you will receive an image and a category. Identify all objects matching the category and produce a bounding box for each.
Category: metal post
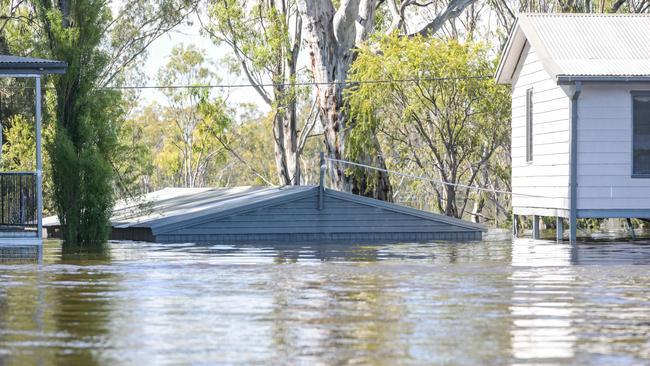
[1,174,4,225]
[532,215,540,240]
[626,218,636,240]
[556,216,564,242]
[35,76,43,240]
[19,174,23,225]
[569,82,582,244]
[318,152,325,210]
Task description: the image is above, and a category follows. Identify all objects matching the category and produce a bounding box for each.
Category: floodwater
[0,239,649,365]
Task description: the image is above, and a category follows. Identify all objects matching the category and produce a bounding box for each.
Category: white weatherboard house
[496,14,650,242]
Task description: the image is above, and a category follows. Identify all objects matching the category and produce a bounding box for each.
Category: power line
[0,75,493,91]
[102,75,492,90]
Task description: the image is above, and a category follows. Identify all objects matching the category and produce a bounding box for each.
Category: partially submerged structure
[45,186,486,244]
[496,14,650,242]
[0,55,67,245]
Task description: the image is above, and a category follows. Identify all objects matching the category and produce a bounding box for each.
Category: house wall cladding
[577,84,650,211]
[154,192,482,243]
[511,42,571,211]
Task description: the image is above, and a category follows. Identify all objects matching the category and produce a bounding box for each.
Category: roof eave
[496,14,567,85]
[495,19,522,84]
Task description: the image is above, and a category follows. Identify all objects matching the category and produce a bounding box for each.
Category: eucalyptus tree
[297,0,478,201]
[348,36,510,219]
[202,0,316,186]
[157,44,231,188]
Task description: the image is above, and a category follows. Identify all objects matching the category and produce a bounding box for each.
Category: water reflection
[0,246,115,366]
[0,240,649,365]
[510,239,650,365]
[510,239,577,364]
[267,265,410,364]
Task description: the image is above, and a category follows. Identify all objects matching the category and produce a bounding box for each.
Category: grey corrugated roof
[44,185,486,236]
[496,14,650,84]
[43,186,316,231]
[115,186,317,231]
[0,55,67,75]
[325,189,487,232]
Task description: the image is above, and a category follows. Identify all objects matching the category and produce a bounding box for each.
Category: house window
[526,88,533,162]
[633,93,650,176]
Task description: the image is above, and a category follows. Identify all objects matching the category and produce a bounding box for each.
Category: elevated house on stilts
[496,14,650,241]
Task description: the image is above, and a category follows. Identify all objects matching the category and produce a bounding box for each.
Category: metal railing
[0,172,37,229]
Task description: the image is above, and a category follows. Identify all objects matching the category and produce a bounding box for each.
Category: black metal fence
[0,172,37,228]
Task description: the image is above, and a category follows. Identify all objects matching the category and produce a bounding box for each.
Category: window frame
[526,88,533,163]
[631,91,650,178]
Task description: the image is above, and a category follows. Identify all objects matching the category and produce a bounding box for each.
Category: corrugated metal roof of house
[496,14,650,84]
[0,55,67,74]
[114,186,319,230]
[44,185,487,236]
[43,186,317,230]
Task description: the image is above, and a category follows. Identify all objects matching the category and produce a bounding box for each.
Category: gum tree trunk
[298,0,393,200]
[272,85,300,185]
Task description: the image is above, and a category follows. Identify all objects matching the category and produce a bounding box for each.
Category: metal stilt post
[626,218,636,240]
[532,215,540,240]
[556,216,564,242]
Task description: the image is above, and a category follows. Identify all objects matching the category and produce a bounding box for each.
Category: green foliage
[36,0,121,251]
[2,115,36,171]
[115,45,236,191]
[153,44,231,188]
[113,110,154,199]
[207,0,292,81]
[126,101,288,189]
[347,34,511,220]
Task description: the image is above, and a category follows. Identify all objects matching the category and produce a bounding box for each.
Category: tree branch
[407,0,477,37]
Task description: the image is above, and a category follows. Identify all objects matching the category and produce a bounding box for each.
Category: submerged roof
[496,14,650,84]
[112,186,317,232]
[45,185,486,235]
[0,55,68,75]
[44,186,315,232]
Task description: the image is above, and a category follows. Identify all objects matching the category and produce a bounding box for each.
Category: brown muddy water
[0,239,649,365]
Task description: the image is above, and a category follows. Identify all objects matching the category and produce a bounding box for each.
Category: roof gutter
[569,81,582,243]
[0,62,68,76]
[558,75,650,84]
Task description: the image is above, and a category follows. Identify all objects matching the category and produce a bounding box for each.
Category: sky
[134,12,270,114]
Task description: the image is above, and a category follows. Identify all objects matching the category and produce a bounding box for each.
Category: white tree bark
[298,0,478,199]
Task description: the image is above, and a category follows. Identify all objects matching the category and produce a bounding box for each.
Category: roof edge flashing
[495,14,564,85]
[495,19,522,84]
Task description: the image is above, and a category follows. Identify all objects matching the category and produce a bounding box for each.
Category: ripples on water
[0,239,649,365]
